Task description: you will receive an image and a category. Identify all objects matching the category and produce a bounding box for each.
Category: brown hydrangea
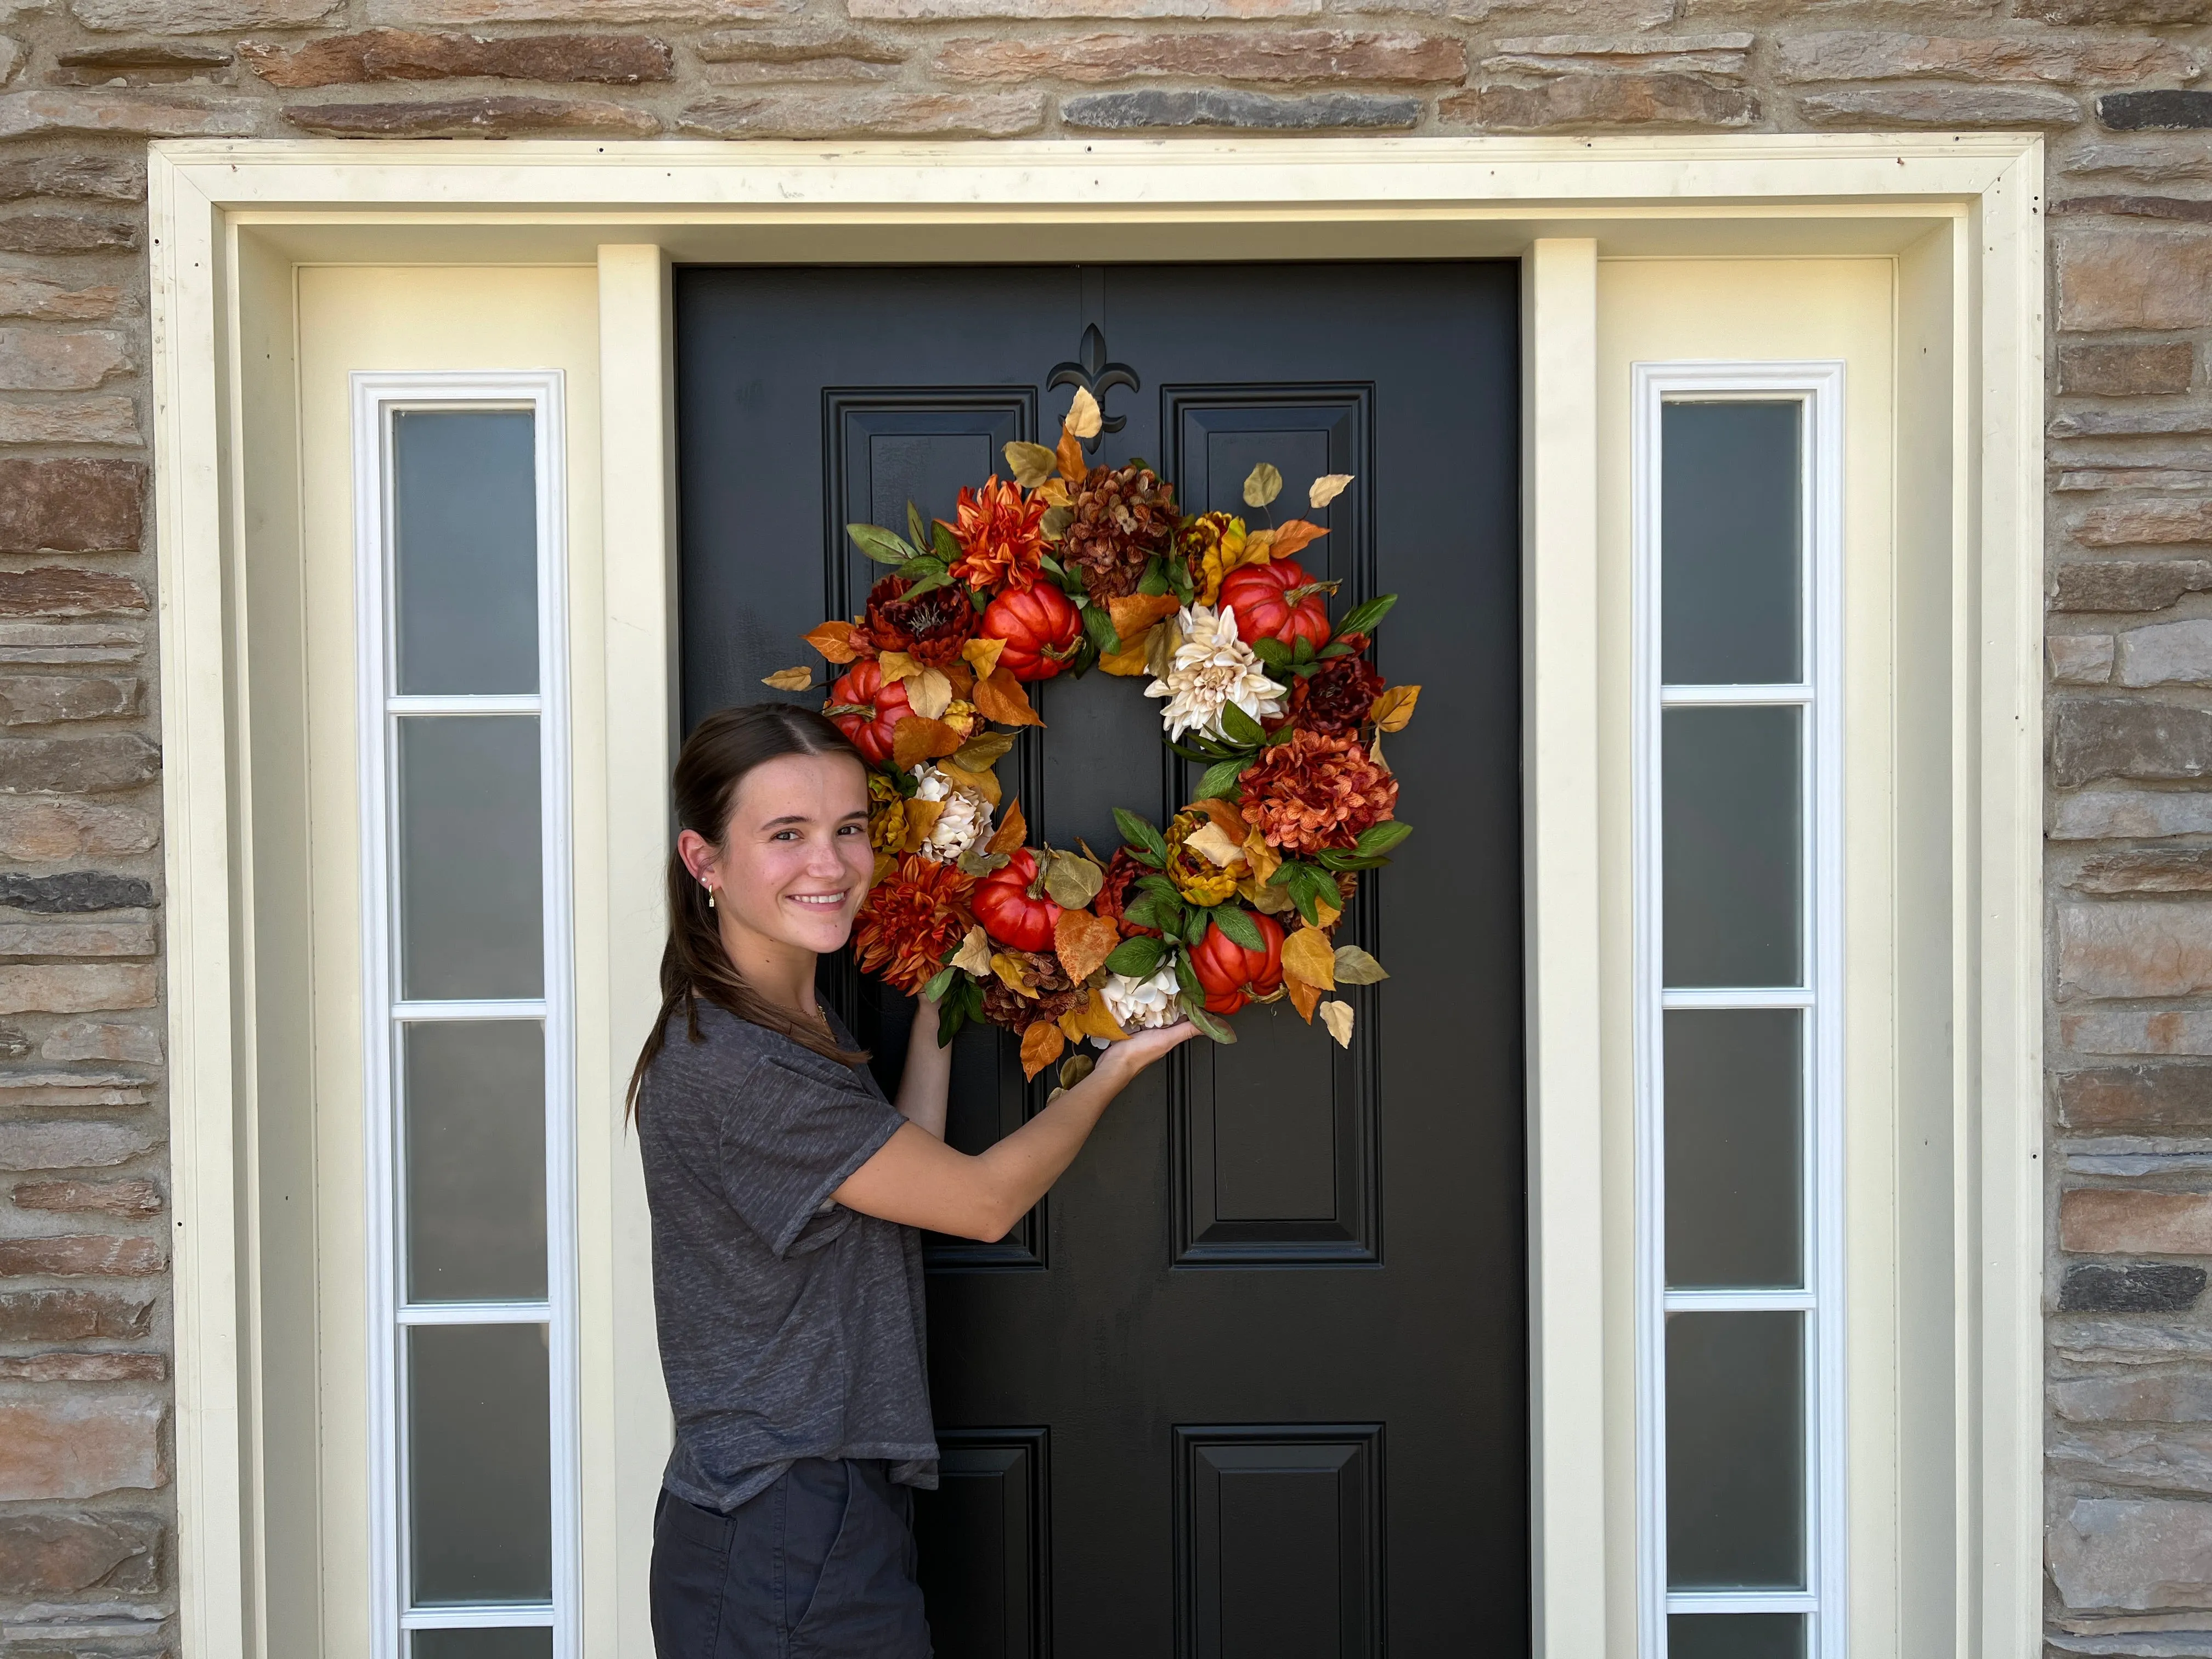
[1290,644,1387,735]
[1237,728,1400,855]
[861,573,978,668]
[980,948,1087,1031]
[1063,463,1176,600]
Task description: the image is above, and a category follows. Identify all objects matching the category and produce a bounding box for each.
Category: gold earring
[704,882,716,910]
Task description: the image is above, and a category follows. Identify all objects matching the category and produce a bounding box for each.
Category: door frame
[146,134,2044,1659]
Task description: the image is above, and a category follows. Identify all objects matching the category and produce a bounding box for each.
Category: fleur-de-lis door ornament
[1048,323,1138,455]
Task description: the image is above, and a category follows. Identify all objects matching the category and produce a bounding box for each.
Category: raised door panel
[916,1428,1051,1659]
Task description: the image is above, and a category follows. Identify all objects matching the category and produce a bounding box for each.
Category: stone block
[0,917,156,957]
[2121,619,2212,685]
[0,1287,150,1340]
[72,0,337,25]
[2062,342,2197,398]
[2058,415,2212,444]
[12,1177,162,1215]
[2055,1373,2212,1422]
[2060,468,2212,495]
[241,28,674,87]
[0,798,156,860]
[679,89,1046,136]
[373,0,795,19]
[0,875,150,915]
[0,1070,148,1108]
[2055,560,2212,613]
[0,1350,163,1380]
[0,398,139,447]
[934,29,1465,83]
[281,94,659,135]
[0,1513,160,1595]
[0,330,128,393]
[0,623,144,665]
[0,1024,24,1058]
[0,212,137,255]
[2061,1262,2209,1310]
[1776,31,2191,84]
[2061,901,2212,996]
[2061,1064,2212,1131]
[50,42,235,86]
[1063,87,1420,128]
[2050,1497,2212,1610]
[2059,227,2212,331]
[2053,634,2117,684]
[0,735,157,795]
[2028,0,2212,17]
[2083,503,2212,551]
[2063,1188,2212,1255]
[0,275,120,323]
[701,57,898,82]
[0,677,138,726]
[0,963,159,1014]
[1441,74,1756,129]
[0,460,140,555]
[2055,194,2212,226]
[0,155,142,202]
[2051,699,2212,786]
[2062,1008,2212,1053]
[2051,1427,2212,1496]
[2067,138,2212,183]
[0,1395,163,1500]
[2074,849,2212,895]
[0,570,147,620]
[694,27,904,62]
[2103,90,2212,131]
[41,1021,159,1063]
[0,91,260,138]
[1795,82,2080,126]
[1481,33,1751,77]
[0,1235,166,1277]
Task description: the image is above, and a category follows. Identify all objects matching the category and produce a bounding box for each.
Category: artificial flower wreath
[769,389,1416,1085]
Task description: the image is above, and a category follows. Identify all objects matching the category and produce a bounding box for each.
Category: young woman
[629,703,1197,1658]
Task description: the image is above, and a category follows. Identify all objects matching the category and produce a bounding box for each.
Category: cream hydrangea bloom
[909,763,992,865]
[1142,603,1286,742]
[1099,962,1184,1040]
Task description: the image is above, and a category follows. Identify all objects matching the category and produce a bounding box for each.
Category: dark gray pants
[650,1459,932,1659]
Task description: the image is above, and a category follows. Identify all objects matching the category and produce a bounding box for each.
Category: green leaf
[1334,593,1399,637]
[1114,808,1171,863]
[1105,935,1166,978]
[1181,997,1237,1043]
[907,501,928,552]
[1195,756,1254,800]
[895,553,946,583]
[1170,737,1234,763]
[1293,634,1316,664]
[1355,820,1413,857]
[1183,908,1210,947]
[848,523,914,566]
[1172,950,1202,998]
[1138,557,1171,596]
[1293,886,1322,928]
[1169,561,1196,604]
[921,964,958,1002]
[1135,873,1181,901]
[933,521,958,562]
[1068,639,1098,678]
[1082,603,1121,657]
[1210,905,1264,952]
[1216,700,1267,747]
[1038,552,1067,581]
[1250,637,1293,669]
[970,586,990,613]
[1318,641,1352,659]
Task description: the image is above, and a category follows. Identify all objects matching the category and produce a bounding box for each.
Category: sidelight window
[354,374,577,1659]
[1633,366,1845,1659]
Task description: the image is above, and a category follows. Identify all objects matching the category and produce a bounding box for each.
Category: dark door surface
[675,264,1525,1656]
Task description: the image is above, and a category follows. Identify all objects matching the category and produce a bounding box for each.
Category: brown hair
[625,702,872,1119]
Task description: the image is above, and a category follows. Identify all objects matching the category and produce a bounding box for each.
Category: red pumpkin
[826,659,911,766]
[1189,911,1286,1016]
[1217,560,1331,652]
[980,582,1083,681]
[973,848,1063,952]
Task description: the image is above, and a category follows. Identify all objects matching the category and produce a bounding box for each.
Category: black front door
[675,263,1525,1655]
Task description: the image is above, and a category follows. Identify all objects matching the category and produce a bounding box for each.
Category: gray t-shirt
[635,999,938,1512]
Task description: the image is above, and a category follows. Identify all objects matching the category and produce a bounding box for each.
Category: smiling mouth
[786,892,849,909]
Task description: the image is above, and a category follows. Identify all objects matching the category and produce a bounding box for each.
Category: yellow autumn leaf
[1182,821,1245,869]
[952,925,994,977]
[1020,1020,1065,1080]
[1098,629,1157,677]
[1003,440,1058,489]
[1281,926,1337,991]
[871,850,897,889]
[1059,1052,1096,1091]
[1240,826,1281,886]
[1285,974,1322,1023]
[878,650,922,684]
[1308,473,1354,509]
[761,666,815,691]
[1064,386,1103,441]
[1243,462,1282,509]
[1319,999,1356,1048]
[991,953,1040,998]
[1332,945,1390,984]
[961,635,1007,681]
[907,665,954,721]
[900,795,945,854]
[934,758,1002,808]
[1370,684,1420,733]
[1242,876,1295,916]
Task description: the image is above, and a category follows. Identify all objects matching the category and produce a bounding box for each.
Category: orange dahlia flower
[942,477,1046,592]
[853,854,975,994]
[1237,729,1400,855]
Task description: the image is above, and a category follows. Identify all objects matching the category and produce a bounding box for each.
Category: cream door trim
[146,136,2045,1659]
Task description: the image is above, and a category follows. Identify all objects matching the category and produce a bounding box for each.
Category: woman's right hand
[1093,1020,1205,1087]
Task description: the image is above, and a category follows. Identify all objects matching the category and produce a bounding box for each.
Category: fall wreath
[771,388,1416,1086]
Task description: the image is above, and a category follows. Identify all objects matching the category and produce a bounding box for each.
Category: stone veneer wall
[0,0,2204,1646]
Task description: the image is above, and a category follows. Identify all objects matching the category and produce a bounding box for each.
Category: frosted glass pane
[393,410,539,696]
[1662,707,1801,988]
[1661,402,1801,687]
[398,716,543,1001]
[1665,1010,1802,1289]
[404,1022,546,1304]
[1669,1615,1806,1659]
[409,1323,551,1605]
[413,1632,553,1659]
[1667,1312,1804,1589]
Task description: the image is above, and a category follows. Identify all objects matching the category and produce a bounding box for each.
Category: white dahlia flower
[1099,962,1184,1039]
[910,764,992,865]
[1142,603,1286,742]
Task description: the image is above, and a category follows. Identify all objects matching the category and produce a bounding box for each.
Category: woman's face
[683,751,874,957]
